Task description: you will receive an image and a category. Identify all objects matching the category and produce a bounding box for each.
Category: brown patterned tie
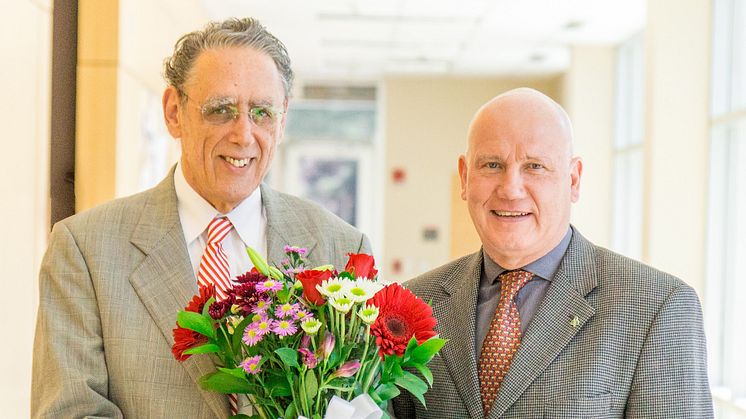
[478,269,533,414]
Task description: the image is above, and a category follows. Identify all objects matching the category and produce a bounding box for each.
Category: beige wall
[381,76,562,282]
[77,0,205,211]
[643,0,711,296]
[0,0,51,416]
[563,46,616,248]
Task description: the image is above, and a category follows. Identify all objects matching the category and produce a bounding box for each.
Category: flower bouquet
[172,246,446,419]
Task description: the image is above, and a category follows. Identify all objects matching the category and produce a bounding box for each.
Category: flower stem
[362,354,381,394]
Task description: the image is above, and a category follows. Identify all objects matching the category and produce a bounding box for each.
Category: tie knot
[499,269,533,299]
[206,216,233,244]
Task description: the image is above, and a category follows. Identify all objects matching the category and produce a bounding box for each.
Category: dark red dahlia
[172,285,215,361]
[208,299,231,320]
[370,283,437,358]
[235,268,267,283]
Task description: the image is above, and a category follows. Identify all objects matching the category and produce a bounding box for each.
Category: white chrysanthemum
[329,296,353,314]
[346,279,384,303]
[301,318,322,335]
[357,304,380,325]
[316,277,353,299]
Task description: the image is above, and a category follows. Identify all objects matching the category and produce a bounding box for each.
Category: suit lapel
[262,184,319,264]
[488,230,598,419]
[434,252,485,419]
[128,171,229,418]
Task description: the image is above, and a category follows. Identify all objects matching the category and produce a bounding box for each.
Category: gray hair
[164,17,294,98]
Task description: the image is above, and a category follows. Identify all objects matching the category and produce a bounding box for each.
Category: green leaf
[217,367,246,379]
[199,371,252,394]
[202,297,216,317]
[183,343,221,355]
[368,388,383,404]
[305,369,318,399]
[266,375,292,397]
[177,311,215,339]
[412,363,434,387]
[247,247,270,276]
[338,271,354,280]
[406,337,447,366]
[276,288,290,303]
[228,415,255,419]
[376,382,401,401]
[275,347,300,369]
[231,315,253,353]
[284,401,297,418]
[394,370,428,407]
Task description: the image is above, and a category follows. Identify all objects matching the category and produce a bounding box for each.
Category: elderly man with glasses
[31,18,371,418]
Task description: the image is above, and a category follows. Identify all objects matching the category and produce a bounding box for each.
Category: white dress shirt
[173,163,267,280]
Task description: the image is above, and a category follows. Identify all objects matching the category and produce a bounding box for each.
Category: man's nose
[229,114,257,147]
[496,168,525,199]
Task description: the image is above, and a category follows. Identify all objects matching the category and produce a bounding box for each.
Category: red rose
[345,253,378,279]
[297,269,332,306]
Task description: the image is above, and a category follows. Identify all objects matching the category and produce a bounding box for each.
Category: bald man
[392,88,713,418]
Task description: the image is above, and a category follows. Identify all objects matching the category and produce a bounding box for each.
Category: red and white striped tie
[197,216,234,301]
[197,216,239,413]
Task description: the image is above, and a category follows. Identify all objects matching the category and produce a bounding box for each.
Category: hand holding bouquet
[172,246,446,419]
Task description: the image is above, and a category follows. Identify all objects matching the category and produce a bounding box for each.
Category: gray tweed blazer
[31,169,371,418]
[392,228,713,418]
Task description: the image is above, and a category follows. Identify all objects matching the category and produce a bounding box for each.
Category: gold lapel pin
[570,316,580,328]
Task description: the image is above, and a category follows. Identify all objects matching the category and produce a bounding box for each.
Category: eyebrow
[203,96,277,108]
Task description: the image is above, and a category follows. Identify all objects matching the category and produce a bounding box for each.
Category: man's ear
[458,155,468,201]
[162,86,182,138]
[570,157,583,203]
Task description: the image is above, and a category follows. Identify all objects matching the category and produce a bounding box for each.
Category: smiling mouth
[222,156,250,168]
[491,210,530,217]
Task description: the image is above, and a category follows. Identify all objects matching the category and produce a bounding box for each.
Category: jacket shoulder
[404,252,480,300]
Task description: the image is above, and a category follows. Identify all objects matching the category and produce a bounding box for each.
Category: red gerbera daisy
[172,285,215,361]
[370,283,437,358]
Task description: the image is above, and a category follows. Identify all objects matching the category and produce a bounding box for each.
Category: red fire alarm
[392,259,402,274]
[392,168,406,183]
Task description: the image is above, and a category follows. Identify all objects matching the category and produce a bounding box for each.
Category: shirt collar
[174,162,263,245]
[482,227,573,283]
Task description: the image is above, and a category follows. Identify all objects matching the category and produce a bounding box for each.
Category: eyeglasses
[182,93,284,132]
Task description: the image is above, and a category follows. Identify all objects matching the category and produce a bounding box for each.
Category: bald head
[466,88,573,161]
[458,87,582,269]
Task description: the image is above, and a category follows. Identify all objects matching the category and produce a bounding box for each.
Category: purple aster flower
[253,317,272,335]
[240,355,262,375]
[274,302,299,318]
[255,279,283,293]
[293,309,313,322]
[272,319,298,337]
[283,245,308,255]
[251,297,272,315]
[242,325,265,346]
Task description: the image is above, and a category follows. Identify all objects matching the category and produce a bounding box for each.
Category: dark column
[50,0,78,225]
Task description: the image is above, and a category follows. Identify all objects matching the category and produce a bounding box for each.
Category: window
[611,33,645,260]
[707,0,746,417]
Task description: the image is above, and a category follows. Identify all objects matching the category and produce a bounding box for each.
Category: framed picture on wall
[281,141,373,234]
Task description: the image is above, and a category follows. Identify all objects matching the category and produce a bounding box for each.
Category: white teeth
[223,156,249,168]
[494,211,529,217]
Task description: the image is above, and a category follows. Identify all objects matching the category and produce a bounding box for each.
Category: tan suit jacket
[31,171,371,418]
[392,228,713,418]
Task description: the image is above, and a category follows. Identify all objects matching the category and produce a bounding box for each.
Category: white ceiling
[200,0,646,82]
